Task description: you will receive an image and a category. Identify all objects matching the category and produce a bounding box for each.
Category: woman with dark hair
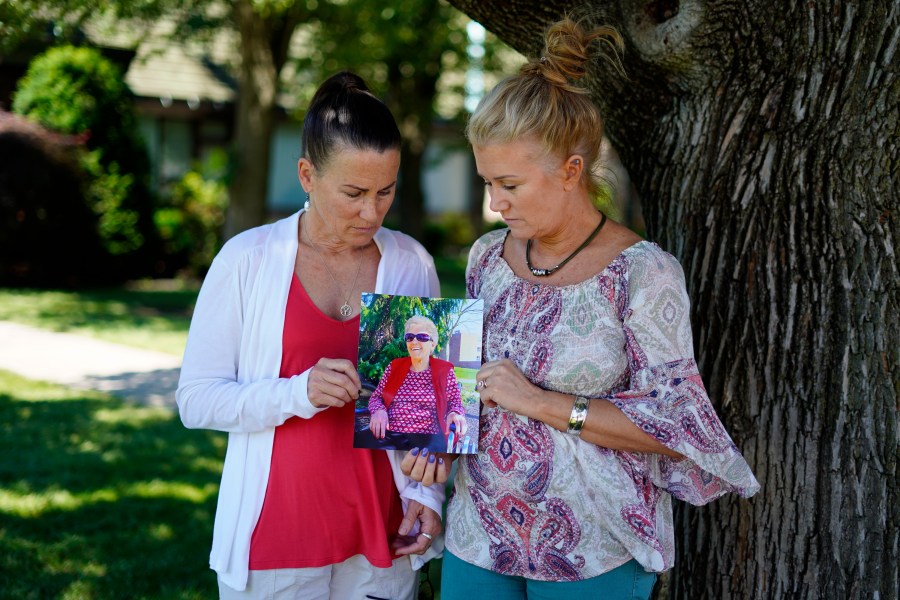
[402,19,759,600]
[177,72,443,599]
[357,315,468,452]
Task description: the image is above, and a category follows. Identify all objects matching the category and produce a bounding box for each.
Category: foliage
[0,111,110,287]
[0,370,224,598]
[155,150,229,277]
[12,45,158,275]
[423,212,477,256]
[358,294,474,387]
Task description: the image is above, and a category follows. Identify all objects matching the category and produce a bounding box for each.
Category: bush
[422,212,478,257]
[0,111,110,287]
[154,150,229,277]
[12,45,159,279]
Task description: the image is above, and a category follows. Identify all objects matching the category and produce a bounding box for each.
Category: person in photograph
[401,17,759,600]
[357,315,468,453]
[176,71,443,600]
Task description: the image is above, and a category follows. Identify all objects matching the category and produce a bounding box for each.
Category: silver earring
[304,192,310,211]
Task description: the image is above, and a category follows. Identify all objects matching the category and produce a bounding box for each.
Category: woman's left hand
[476,359,542,418]
[392,500,441,556]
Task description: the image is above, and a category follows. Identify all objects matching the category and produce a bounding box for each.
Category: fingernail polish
[421,448,429,456]
[438,457,444,465]
[411,447,420,456]
[428,453,436,463]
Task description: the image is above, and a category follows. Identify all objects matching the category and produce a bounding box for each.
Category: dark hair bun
[302,71,401,168]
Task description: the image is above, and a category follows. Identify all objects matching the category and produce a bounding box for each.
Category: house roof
[126,41,237,105]
[85,17,238,105]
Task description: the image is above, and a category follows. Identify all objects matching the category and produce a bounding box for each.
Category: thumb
[397,504,421,536]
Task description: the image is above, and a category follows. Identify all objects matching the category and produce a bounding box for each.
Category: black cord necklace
[526,211,607,277]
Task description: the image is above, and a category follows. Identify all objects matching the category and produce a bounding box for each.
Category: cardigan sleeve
[603,246,760,504]
[176,248,325,433]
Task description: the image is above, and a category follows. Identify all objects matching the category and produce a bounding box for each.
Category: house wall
[267,124,304,212]
[138,110,477,223]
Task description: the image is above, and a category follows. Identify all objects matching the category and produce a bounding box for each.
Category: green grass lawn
[0,268,466,598]
[0,255,466,356]
[0,283,198,356]
[0,370,225,599]
[0,371,445,599]
[434,255,467,299]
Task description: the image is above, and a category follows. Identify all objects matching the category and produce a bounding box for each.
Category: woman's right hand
[400,448,453,486]
[369,409,389,438]
[307,357,360,408]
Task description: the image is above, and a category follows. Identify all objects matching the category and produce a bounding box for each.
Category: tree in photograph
[447,0,898,598]
[358,295,470,386]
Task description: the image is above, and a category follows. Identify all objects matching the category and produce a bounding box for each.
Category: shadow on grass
[0,372,224,599]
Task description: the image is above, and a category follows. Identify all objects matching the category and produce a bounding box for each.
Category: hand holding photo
[353,293,483,454]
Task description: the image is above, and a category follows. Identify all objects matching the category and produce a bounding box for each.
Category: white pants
[217,554,418,600]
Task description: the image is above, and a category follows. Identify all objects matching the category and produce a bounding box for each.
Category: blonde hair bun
[466,17,624,197]
[523,18,625,93]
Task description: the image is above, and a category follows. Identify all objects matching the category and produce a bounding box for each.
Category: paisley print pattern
[446,230,760,581]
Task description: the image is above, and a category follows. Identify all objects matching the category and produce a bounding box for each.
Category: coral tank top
[249,274,403,569]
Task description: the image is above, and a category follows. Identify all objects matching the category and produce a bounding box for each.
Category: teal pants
[440,550,657,600]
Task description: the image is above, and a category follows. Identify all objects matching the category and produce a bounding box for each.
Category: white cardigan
[176,210,444,591]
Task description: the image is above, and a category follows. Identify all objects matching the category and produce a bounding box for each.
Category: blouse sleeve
[367,363,392,414]
[604,246,760,504]
[445,368,464,415]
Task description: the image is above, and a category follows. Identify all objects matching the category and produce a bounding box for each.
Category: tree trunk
[448,1,899,598]
[398,142,426,240]
[386,61,439,242]
[226,0,277,239]
[226,1,306,240]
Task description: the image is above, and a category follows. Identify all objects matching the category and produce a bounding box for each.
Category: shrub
[154,150,229,277]
[12,45,159,279]
[0,111,110,287]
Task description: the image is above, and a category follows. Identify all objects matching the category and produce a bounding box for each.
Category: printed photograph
[353,293,483,454]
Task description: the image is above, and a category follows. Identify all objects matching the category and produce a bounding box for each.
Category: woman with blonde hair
[403,17,759,599]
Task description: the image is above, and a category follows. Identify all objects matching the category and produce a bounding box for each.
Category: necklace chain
[302,217,364,319]
[526,211,607,277]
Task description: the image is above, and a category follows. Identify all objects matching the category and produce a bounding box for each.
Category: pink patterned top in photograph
[445,230,760,581]
[368,363,464,434]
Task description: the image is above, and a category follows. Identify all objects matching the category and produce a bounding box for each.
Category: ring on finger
[476,379,487,390]
[419,532,433,542]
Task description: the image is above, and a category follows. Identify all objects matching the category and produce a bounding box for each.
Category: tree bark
[386,58,433,242]
[448,1,899,598]
[226,0,306,240]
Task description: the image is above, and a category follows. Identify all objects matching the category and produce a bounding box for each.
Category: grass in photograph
[0,370,225,599]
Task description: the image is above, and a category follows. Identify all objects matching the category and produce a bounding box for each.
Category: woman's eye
[482,180,491,187]
[345,192,362,199]
[502,184,517,191]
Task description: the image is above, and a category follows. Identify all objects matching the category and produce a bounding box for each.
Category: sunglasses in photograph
[404,333,432,342]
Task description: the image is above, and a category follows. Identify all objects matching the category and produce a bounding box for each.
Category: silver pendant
[340,303,353,318]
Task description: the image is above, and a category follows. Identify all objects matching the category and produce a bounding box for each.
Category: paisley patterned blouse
[445,230,759,580]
